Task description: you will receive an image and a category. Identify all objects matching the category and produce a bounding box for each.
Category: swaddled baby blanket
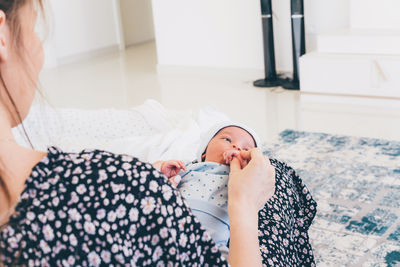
[178,162,231,250]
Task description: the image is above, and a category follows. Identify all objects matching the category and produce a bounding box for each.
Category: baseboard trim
[56,45,122,66]
[156,64,264,78]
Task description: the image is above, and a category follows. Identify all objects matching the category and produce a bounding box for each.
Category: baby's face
[204,126,256,165]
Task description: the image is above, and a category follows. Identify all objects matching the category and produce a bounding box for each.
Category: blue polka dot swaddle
[178,162,231,250]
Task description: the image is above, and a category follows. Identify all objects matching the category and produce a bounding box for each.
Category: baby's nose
[232,144,241,151]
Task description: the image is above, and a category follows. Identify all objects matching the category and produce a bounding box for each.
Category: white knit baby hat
[195,121,261,162]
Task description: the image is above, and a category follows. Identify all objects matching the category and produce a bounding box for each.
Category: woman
[0,0,276,266]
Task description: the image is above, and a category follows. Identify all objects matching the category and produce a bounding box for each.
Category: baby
[153,121,260,255]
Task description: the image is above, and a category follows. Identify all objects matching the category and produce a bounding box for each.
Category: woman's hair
[0,0,44,206]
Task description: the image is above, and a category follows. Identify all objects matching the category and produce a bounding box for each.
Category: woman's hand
[228,148,275,214]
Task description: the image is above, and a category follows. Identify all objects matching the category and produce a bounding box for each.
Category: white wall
[152,0,264,70]
[42,0,122,68]
[152,0,349,72]
[350,0,400,29]
[120,0,155,46]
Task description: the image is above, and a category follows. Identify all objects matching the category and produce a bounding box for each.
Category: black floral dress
[0,147,227,266]
[0,147,316,266]
[257,159,317,266]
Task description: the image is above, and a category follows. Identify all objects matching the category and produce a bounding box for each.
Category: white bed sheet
[13,99,230,163]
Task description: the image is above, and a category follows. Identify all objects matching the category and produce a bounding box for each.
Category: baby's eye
[223,138,231,143]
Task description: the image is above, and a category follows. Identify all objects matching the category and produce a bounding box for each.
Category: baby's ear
[201,153,206,161]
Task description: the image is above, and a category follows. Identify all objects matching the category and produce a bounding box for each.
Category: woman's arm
[228,205,262,266]
[227,149,276,266]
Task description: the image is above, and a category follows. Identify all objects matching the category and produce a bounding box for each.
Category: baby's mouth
[223,150,240,165]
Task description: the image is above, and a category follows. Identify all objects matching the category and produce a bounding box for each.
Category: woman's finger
[230,157,242,172]
[239,148,264,161]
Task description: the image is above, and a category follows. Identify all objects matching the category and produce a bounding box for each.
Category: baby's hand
[223,150,249,168]
[160,160,186,187]
[160,160,186,178]
[153,160,186,187]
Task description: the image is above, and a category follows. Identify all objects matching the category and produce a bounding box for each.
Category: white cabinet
[300,52,400,98]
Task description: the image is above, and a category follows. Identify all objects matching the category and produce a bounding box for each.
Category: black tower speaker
[282,0,306,90]
[253,0,281,87]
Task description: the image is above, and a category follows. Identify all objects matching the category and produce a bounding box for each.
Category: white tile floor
[39,41,400,142]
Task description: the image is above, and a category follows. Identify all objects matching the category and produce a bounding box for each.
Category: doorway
[119,0,155,47]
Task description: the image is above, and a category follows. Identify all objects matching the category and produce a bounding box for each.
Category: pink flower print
[67,256,75,265]
[202,231,211,242]
[101,250,111,263]
[162,185,173,201]
[179,233,187,247]
[97,209,106,220]
[152,246,163,261]
[160,227,168,239]
[72,166,83,175]
[111,244,119,254]
[38,214,47,224]
[40,240,51,254]
[115,254,124,264]
[107,211,116,223]
[169,247,176,255]
[175,207,183,217]
[272,226,279,235]
[125,193,134,204]
[8,236,18,249]
[101,221,110,232]
[98,170,108,183]
[129,208,139,222]
[260,245,268,253]
[189,233,196,244]
[129,225,137,236]
[149,180,159,193]
[76,184,87,195]
[107,165,117,173]
[69,192,79,204]
[151,235,160,246]
[116,205,126,219]
[71,176,79,184]
[43,225,54,241]
[283,238,289,247]
[52,197,60,207]
[176,195,183,206]
[45,210,55,221]
[69,234,78,246]
[122,162,132,170]
[26,211,35,221]
[141,197,156,215]
[84,221,96,235]
[178,218,186,231]
[88,251,101,267]
[68,208,82,221]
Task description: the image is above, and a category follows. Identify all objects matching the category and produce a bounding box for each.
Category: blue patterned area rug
[263,130,400,267]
